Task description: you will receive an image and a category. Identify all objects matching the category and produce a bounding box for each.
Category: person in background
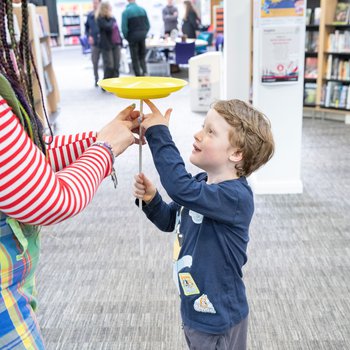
[121,0,150,76]
[162,0,178,35]
[182,0,200,39]
[96,1,121,81]
[85,0,101,86]
[0,1,141,348]
[133,99,275,350]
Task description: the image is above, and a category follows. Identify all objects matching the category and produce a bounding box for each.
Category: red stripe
[66,145,73,165]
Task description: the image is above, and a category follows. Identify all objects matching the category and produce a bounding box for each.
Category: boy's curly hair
[213,99,275,177]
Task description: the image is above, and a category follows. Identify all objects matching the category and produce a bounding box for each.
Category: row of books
[306,82,350,109]
[35,14,47,38]
[333,2,350,25]
[305,31,319,53]
[304,57,350,81]
[304,83,317,105]
[40,42,50,67]
[44,71,53,95]
[306,2,350,27]
[63,36,80,45]
[305,57,318,79]
[326,55,350,80]
[327,30,350,53]
[62,16,80,26]
[49,36,59,47]
[62,25,81,36]
[305,7,321,26]
[321,82,350,109]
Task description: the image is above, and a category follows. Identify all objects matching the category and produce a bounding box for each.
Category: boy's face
[190,109,236,174]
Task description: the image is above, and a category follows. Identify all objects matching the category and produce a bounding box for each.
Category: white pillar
[223,0,251,101]
[250,1,305,194]
[223,1,304,194]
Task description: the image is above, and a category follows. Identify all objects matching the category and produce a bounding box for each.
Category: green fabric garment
[0,73,24,124]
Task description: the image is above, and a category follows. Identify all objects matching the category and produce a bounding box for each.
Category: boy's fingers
[134,174,143,183]
[143,99,160,114]
[164,108,172,122]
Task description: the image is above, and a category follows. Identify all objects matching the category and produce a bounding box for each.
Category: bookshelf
[13,4,59,127]
[304,0,350,123]
[210,0,221,29]
[304,0,320,107]
[57,2,92,46]
[213,5,224,35]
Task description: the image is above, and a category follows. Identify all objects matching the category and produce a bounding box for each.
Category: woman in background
[0,1,139,348]
[181,0,200,39]
[96,1,122,80]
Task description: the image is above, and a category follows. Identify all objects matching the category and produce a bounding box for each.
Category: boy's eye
[208,128,213,134]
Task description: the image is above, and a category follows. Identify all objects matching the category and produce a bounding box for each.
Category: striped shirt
[0,96,113,225]
[0,95,113,349]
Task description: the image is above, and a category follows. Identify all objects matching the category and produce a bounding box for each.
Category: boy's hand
[133,173,157,203]
[141,99,172,130]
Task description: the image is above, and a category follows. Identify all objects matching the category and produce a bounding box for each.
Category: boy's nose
[194,130,201,141]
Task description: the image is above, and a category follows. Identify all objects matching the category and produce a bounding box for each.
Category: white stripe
[0,132,31,173]
[0,103,13,117]
[62,144,70,169]
[0,118,23,150]
[68,143,78,163]
[48,149,56,171]
[54,148,63,171]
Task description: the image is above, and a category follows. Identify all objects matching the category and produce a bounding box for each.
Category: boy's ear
[229,150,243,163]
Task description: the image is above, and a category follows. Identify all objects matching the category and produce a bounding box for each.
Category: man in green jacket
[122,0,150,76]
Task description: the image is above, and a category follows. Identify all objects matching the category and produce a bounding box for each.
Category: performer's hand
[141,99,172,130]
[97,104,142,156]
[133,173,156,203]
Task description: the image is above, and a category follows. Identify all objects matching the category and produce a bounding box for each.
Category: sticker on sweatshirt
[179,273,200,296]
[173,255,193,294]
[189,210,203,224]
[194,294,216,314]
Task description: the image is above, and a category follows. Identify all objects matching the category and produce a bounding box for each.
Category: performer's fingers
[117,103,136,120]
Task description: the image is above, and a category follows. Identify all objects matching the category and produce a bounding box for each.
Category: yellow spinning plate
[98,76,187,99]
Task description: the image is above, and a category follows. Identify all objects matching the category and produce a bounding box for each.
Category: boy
[134,99,274,350]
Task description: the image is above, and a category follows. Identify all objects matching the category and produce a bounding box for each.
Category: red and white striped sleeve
[44,132,97,172]
[0,96,112,226]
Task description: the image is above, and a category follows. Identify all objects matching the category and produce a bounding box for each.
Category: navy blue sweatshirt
[85,11,99,46]
[142,125,254,334]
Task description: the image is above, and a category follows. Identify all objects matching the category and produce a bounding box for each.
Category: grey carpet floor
[36,48,350,349]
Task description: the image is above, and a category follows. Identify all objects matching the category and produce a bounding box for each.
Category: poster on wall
[260,26,301,84]
[261,0,305,18]
[197,65,211,107]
